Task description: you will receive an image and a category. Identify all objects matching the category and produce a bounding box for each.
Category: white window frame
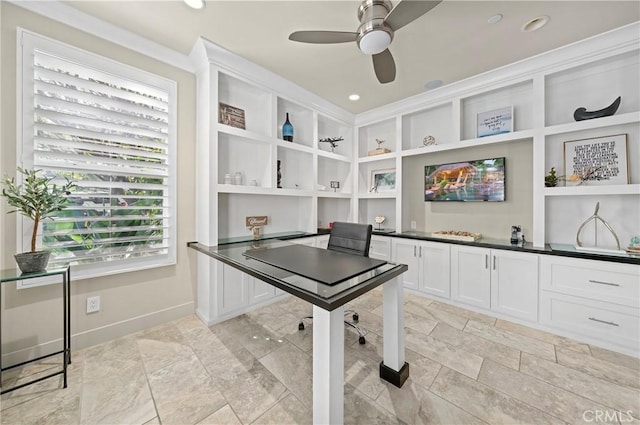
[17,28,177,281]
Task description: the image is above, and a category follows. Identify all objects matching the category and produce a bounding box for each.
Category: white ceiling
[62,1,639,114]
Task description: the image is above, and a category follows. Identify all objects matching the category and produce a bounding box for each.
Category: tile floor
[1,288,639,425]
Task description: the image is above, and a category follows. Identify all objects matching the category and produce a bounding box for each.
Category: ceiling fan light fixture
[184,0,205,10]
[358,29,391,54]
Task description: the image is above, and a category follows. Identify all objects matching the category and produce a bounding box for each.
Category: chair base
[298,312,366,344]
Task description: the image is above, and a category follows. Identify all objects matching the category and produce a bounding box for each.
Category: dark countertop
[193,229,640,266]
[371,230,640,265]
[188,240,407,310]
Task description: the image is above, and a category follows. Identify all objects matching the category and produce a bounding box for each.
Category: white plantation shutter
[19,30,177,278]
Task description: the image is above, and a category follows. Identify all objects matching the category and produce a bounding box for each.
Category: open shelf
[277,97,314,147]
[218,72,272,137]
[358,117,396,158]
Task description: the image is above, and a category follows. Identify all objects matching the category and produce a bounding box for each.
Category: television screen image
[424,157,505,202]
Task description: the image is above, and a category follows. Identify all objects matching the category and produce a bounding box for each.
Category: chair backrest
[327,222,372,257]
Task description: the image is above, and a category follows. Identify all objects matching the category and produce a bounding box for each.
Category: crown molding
[7,0,194,73]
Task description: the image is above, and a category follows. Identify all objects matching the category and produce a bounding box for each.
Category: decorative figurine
[423,135,436,147]
[368,138,391,156]
[574,96,621,121]
[277,160,282,188]
[319,136,344,152]
[575,202,622,252]
[374,215,386,231]
[330,181,340,192]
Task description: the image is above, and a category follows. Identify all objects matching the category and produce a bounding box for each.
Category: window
[18,30,177,279]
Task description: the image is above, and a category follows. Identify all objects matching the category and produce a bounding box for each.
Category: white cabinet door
[420,242,450,299]
[217,263,249,315]
[370,235,391,261]
[450,245,491,309]
[392,239,420,290]
[249,277,275,304]
[490,250,539,321]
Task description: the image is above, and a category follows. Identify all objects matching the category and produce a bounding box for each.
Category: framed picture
[564,134,629,186]
[219,102,246,129]
[370,168,396,192]
[476,106,513,138]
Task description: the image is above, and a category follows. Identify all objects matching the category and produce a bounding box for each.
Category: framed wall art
[219,102,246,129]
[563,134,629,185]
[476,106,513,138]
[370,169,396,192]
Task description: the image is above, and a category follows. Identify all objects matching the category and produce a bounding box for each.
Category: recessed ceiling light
[424,80,443,91]
[488,14,503,25]
[522,15,550,32]
[349,94,360,101]
[184,0,206,10]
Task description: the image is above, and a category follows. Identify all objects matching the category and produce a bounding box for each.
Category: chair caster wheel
[298,322,305,331]
[353,313,359,322]
[359,336,366,345]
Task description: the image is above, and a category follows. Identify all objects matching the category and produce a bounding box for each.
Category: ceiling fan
[289,0,442,84]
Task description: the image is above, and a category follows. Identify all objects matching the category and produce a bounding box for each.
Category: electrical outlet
[411,220,417,230]
[87,296,101,314]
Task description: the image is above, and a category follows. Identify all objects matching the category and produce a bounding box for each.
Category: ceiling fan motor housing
[357,0,394,55]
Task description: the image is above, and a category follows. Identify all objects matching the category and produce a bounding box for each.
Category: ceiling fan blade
[372,49,396,84]
[288,31,358,44]
[384,0,442,31]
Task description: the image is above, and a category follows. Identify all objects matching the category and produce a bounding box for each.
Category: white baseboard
[1,302,195,367]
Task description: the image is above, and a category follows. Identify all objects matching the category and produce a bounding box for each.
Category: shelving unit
[353,24,639,249]
[195,30,639,244]
[191,37,356,249]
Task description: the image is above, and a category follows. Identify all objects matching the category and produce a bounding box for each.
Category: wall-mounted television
[425,157,505,201]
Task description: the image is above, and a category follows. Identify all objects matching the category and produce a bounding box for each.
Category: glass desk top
[188,240,407,310]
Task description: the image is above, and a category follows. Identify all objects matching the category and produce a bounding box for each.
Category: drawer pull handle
[588,279,620,287]
[588,317,619,327]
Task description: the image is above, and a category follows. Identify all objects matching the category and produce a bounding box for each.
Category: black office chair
[298,222,373,344]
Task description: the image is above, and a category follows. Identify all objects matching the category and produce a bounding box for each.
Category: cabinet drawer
[540,256,639,308]
[540,291,639,351]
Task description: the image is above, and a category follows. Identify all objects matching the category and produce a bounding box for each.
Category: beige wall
[1,3,196,361]
[402,139,533,240]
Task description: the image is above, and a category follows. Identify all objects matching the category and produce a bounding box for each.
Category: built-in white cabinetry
[191,38,355,245]
[451,245,538,321]
[249,278,275,305]
[369,235,392,261]
[352,24,639,249]
[450,246,491,309]
[540,256,639,353]
[540,47,640,247]
[392,239,450,298]
[217,262,249,316]
[490,250,539,322]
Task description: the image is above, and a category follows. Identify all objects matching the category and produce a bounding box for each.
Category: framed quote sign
[564,134,629,185]
[476,106,513,138]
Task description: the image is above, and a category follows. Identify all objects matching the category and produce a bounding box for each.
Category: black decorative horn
[573,96,621,121]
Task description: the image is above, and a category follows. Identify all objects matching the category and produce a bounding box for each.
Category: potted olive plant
[1,167,75,273]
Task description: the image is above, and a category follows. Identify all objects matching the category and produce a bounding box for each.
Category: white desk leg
[313,304,344,425]
[381,276,409,387]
